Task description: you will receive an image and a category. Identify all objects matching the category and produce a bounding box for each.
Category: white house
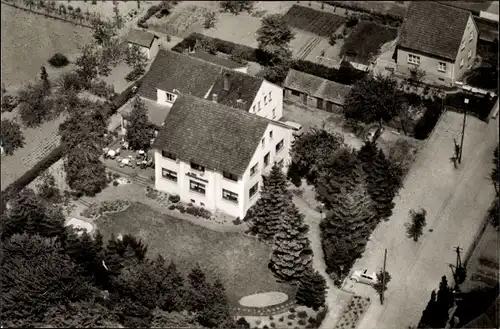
[138,49,284,121]
[153,94,293,219]
[125,29,160,60]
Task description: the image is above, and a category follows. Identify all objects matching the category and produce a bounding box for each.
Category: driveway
[348,111,498,329]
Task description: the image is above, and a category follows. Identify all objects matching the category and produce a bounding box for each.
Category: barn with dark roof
[395,2,479,85]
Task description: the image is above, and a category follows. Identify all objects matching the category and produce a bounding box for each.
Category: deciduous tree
[269,203,312,284]
[248,163,291,240]
[373,270,391,304]
[0,119,25,155]
[344,74,402,125]
[75,44,100,88]
[40,65,50,91]
[491,145,498,195]
[36,171,62,203]
[257,14,295,49]
[18,81,53,127]
[295,270,327,310]
[219,1,254,15]
[126,97,154,150]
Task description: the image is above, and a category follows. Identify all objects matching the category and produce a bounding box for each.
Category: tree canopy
[126,97,154,150]
[257,14,295,50]
[0,119,25,155]
[344,74,403,124]
[295,270,327,310]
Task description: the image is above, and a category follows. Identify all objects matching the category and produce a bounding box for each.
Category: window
[261,138,265,147]
[189,180,206,195]
[460,58,464,68]
[272,108,276,119]
[291,89,300,96]
[275,139,284,153]
[258,101,261,110]
[269,91,272,101]
[408,54,420,65]
[264,152,270,167]
[250,163,259,177]
[438,62,446,72]
[469,31,473,42]
[252,105,255,112]
[249,182,259,198]
[161,150,176,160]
[269,131,273,139]
[222,189,238,203]
[468,49,472,59]
[264,95,267,104]
[461,40,465,51]
[162,168,177,182]
[190,162,205,172]
[223,171,238,181]
[191,199,196,204]
[166,92,175,102]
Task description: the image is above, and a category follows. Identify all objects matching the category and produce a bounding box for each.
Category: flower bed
[334,295,370,329]
[80,199,131,220]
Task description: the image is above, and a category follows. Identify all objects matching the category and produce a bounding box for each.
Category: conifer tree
[435,276,454,327]
[249,163,291,240]
[162,261,186,311]
[126,96,154,151]
[295,270,327,310]
[418,290,438,328]
[187,264,209,312]
[269,203,312,284]
[405,208,427,242]
[320,183,374,275]
[198,278,230,328]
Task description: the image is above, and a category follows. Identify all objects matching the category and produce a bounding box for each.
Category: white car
[284,121,304,138]
[350,269,378,285]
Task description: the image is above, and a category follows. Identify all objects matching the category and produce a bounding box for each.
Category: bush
[113,181,119,186]
[125,67,145,82]
[169,194,181,203]
[89,80,116,100]
[48,53,69,68]
[58,71,84,93]
[287,322,293,326]
[255,319,262,325]
[413,100,443,140]
[289,307,296,313]
[270,323,276,328]
[279,316,284,322]
[308,316,316,323]
[233,217,242,225]
[186,206,200,217]
[298,319,306,325]
[298,311,308,319]
[288,314,296,320]
[167,204,175,210]
[1,95,19,113]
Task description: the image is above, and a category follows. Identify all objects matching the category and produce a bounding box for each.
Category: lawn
[98,202,295,306]
[1,3,92,88]
[340,21,398,65]
[283,5,346,38]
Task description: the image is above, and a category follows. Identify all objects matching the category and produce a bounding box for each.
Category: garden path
[293,195,353,329]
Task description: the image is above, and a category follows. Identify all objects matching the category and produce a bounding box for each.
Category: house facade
[396,2,478,85]
[283,69,351,112]
[153,94,293,218]
[139,50,284,120]
[125,29,160,60]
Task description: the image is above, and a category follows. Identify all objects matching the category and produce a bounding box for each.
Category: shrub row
[323,1,404,26]
[171,33,367,85]
[413,99,444,140]
[1,145,64,215]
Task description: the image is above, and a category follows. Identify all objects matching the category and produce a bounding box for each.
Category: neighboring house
[125,29,160,60]
[283,69,351,111]
[153,94,293,219]
[396,2,479,85]
[139,49,283,120]
[474,16,499,44]
[188,51,249,74]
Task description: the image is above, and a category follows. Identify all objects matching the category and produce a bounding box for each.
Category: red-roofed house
[396,2,479,85]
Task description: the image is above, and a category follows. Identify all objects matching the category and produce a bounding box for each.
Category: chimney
[212,93,218,103]
[223,73,230,91]
[236,99,244,109]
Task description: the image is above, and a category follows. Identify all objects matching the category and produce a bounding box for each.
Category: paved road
[348,111,498,329]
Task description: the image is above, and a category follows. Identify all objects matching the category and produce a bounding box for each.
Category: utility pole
[381,248,387,305]
[458,98,469,164]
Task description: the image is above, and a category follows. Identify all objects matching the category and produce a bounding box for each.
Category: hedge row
[413,99,444,140]
[1,145,64,215]
[445,92,497,121]
[171,33,367,85]
[323,1,404,27]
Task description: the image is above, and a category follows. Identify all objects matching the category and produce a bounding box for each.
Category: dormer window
[190,162,205,172]
[162,150,176,160]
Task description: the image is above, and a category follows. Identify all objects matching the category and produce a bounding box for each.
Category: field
[283,5,346,38]
[1,3,92,88]
[98,202,295,306]
[340,21,398,65]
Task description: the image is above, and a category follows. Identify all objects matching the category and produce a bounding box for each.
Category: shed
[125,29,160,60]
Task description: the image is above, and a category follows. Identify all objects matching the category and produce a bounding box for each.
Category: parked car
[365,126,384,142]
[350,269,378,285]
[284,121,304,138]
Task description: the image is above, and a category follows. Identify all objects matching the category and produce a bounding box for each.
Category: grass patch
[283,5,345,37]
[98,202,295,305]
[340,21,398,65]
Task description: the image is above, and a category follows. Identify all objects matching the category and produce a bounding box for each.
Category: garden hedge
[445,92,497,121]
[1,145,64,215]
[323,1,404,27]
[171,33,367,85]
[413,99,443,140]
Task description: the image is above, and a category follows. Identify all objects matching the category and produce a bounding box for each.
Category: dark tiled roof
[152,94,271,176]
[189,51,246,69]
[139,49,221,101]
[125,29,157,48]
[398,2,471,61]
[210,71,264,111]
[284,69,351,105]
[474,16,499,43]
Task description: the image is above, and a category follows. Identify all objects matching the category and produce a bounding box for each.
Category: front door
[317,98,323,110]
